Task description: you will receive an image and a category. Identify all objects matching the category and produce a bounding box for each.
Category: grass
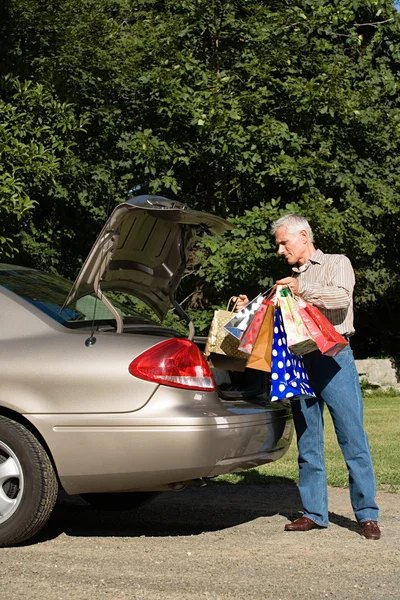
[217,395,400,492]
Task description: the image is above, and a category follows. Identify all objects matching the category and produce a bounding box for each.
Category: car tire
[80,492,159,511]
[0,416,58,547]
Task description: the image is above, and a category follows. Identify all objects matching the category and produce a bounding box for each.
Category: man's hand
[276,277,299,294]
[232,294,249,312]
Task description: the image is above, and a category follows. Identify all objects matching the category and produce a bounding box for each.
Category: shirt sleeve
[296,256,355,310]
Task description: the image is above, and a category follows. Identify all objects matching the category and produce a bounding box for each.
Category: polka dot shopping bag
[270,307,315,402]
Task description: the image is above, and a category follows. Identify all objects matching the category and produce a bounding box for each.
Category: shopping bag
[277,286,318,356]
[224,293,266,340]
[270,307,315,401]
[204,298,249,360]
[246,304,275,372]
[297,300,348,357]
[238,298,270,354]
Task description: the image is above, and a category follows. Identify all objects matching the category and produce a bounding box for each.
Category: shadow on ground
[24,473,362,546]
[27,475,305,545]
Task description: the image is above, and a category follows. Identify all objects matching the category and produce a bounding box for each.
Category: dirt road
[0,481,398,600]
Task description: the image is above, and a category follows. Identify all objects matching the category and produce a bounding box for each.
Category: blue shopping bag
[270,307,315,402]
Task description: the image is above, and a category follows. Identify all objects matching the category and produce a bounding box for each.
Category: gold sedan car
[0,196,293,546]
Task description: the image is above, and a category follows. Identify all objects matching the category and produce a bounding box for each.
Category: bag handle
[275,284,296,303]
[229,288,275,313]
[262,286,276,302]
[226,297,240,312]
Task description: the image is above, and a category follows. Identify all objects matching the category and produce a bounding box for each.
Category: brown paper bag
[246,305,275,372]
[204,298,249,360]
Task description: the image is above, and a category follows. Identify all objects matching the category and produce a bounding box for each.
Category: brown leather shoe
[361,520,381,540]
[284,516,323,532]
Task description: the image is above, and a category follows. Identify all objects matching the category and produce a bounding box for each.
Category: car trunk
[61,195,272,404]
[95,321,270,404]
[62,195,234,337]
[193,336,271,404]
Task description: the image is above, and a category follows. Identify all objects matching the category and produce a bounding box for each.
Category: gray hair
[270,214,314,243]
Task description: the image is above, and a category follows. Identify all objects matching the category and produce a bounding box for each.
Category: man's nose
[277,245,285,255]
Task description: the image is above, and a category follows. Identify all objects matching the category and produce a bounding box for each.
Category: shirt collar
[292,249,324,273]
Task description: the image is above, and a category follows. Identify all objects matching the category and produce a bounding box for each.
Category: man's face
[275,225,307,266]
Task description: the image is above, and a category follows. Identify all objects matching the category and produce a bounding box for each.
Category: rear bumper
[26,388,293,495]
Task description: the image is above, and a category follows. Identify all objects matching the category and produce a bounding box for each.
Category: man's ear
[299,229,309,244]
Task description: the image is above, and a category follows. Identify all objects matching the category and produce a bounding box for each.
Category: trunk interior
[194,336,271,404]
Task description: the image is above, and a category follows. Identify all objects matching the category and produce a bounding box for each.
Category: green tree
[1,0,400,358]
[0,76,85,260]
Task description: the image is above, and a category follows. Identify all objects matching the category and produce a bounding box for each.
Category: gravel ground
[0,482,399,600]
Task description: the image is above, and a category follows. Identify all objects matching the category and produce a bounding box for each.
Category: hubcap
[0,441,24,524]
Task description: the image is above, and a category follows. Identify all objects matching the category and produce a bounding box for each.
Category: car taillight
[129,338,216,392]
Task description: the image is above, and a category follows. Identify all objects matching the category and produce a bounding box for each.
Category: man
[236,214,380,540]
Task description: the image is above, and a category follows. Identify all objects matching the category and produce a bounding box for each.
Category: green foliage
[0,76,84,259]
[1,0,400,357]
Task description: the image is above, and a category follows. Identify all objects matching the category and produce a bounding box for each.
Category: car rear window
[0,267,153,326]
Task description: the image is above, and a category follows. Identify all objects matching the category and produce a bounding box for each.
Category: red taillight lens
[129,338,216,392]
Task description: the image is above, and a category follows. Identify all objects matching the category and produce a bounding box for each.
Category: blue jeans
[290,344,379,527]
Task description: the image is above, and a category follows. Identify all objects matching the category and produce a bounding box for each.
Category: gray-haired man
[236,214,380,539]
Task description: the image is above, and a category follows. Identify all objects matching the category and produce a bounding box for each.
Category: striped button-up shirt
[291,249,355,336]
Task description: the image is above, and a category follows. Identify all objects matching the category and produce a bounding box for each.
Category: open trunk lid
[63,195,232,331]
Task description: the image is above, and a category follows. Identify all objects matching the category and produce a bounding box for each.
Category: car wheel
[80,492,159,511]
[0,416,58,547]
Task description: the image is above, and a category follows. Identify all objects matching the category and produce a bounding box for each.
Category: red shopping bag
[298,302,348,357]
[238,298,270,354]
